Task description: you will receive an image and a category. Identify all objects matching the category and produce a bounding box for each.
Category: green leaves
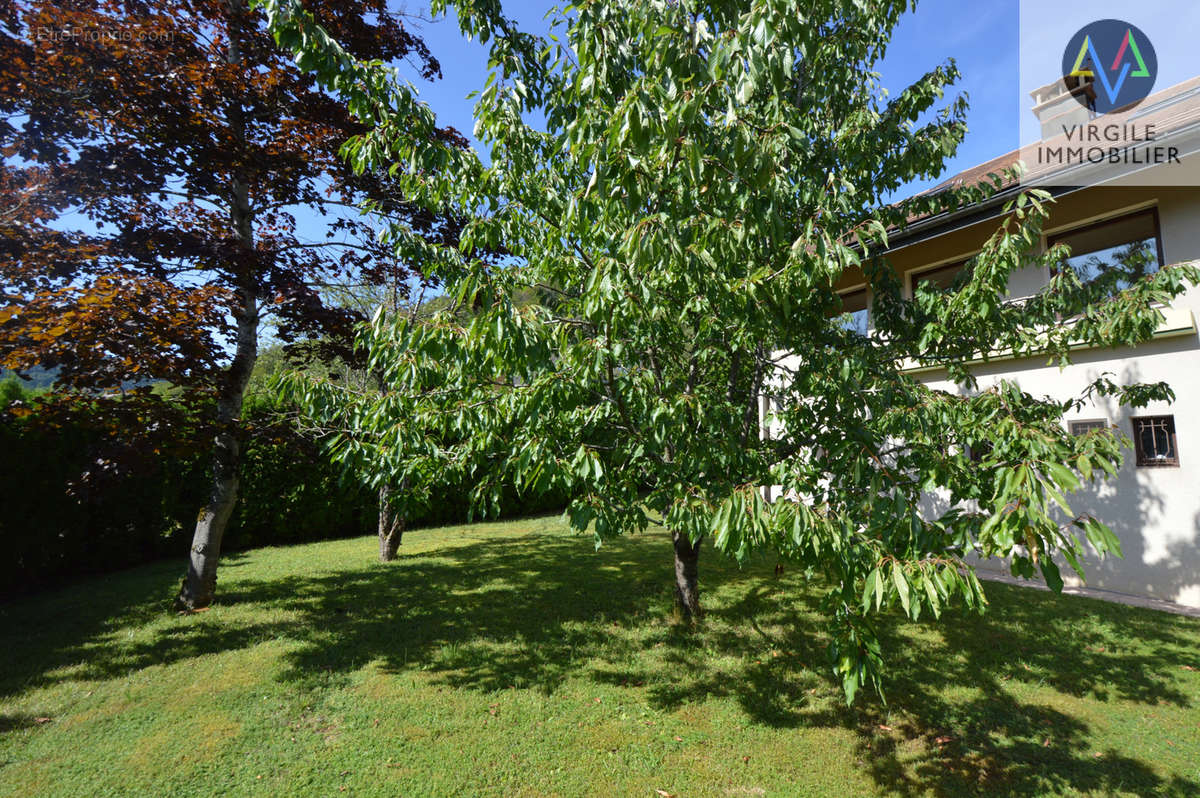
[1040,558,1065,594]
[861,567,882,612]
[1079,517,1123,558]
[269,0,1194,706]
[892,560,910,617]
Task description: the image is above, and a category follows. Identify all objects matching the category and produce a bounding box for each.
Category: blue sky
[264,0,1023,308]
[323,0,1200,245]
[403,0,1021,197]
[50,1,1026,266]
[879,0,1019,189]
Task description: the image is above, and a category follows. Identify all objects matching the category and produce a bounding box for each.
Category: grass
[1,515,1199,797]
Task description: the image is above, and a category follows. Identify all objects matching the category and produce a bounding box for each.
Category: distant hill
[1,366,58,390]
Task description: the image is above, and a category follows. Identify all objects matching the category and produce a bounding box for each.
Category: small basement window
[1133,415,1178,467]
[1049,209,1163,295]
[1069,419,1108,436]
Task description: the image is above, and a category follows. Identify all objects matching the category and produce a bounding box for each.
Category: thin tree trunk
[175,280,257,610]
[372,326,404,562]
[176,402,240,610]
[377,483,405,562]
[671,530,702,624]
[176,2,255,610]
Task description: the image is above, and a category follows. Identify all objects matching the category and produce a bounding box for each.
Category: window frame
[833,284,870,336]
[1132,414,1179,468]
[1046,207,1166,287]
[1069,418,1109,436]
[905,252,979,299]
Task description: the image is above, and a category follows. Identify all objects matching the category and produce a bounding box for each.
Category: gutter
[884,123,1200,255]
[899,305,1197,376]
[882,184,1079,255]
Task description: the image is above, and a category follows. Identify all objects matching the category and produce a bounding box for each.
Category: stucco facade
[884,186,1200,608]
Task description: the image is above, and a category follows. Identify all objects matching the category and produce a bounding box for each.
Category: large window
[912,259,969,293]
[1133,415,1179,467]
[1049,210,1163,296]
[836,288,869,336]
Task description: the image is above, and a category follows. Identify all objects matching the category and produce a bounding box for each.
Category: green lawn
[1,516,1198,797]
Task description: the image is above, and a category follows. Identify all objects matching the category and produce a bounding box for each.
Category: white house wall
[913,188,1200,607]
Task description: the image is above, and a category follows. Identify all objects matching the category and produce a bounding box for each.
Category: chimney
[1030,75,1096,139]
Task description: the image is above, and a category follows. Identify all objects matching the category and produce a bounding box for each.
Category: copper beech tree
[0,0,460,607]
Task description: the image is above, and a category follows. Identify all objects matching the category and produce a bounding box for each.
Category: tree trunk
[176,409,240,610]
[176,5,256,610]
[671,530,702,624]
[372,319,404,561]
[175,280,257,611]
[377,483,405,562]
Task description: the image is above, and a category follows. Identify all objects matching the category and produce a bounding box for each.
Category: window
[1133,415,1178,467]
[1049,210,1163,296]
[1069,419,1108,436]
[835,288,869,336]
[912,259,969,293]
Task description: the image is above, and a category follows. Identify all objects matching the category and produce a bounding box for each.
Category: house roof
[888,77,1200,247]
[927,76,1200,195]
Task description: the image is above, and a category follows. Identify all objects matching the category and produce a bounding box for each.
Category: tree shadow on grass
[850,604,1198,797]
[0,713,44,733]
[0,551,259,698]
[641,569,1200,795]
[3,531,1198,795]
[217,535,674,694]
[1,560,180,698]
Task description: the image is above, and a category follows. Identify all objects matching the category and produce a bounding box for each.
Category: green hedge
[0,380,565,598]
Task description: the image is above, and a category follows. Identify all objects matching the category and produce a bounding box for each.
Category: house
[839,77,1200,608]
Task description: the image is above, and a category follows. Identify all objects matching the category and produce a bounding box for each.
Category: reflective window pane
[1051,211,1161,295]
[837,288,869,336]
[914,260,968,293]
